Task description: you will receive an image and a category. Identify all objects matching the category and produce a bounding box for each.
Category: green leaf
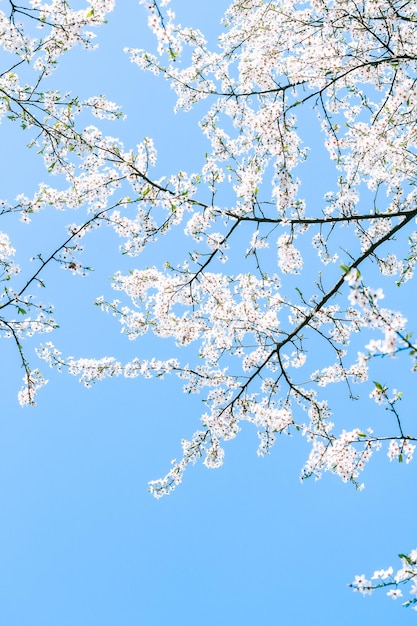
[399,553,413,564]
[86,8,94,18]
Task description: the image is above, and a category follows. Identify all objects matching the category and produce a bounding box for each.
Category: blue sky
[0,1,416,624]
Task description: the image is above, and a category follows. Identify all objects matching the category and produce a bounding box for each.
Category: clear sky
[0,2,416,625]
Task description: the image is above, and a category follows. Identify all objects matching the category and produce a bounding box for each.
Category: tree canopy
[1,0,417,609]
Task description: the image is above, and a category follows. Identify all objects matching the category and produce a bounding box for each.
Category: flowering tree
[1,0,417,609]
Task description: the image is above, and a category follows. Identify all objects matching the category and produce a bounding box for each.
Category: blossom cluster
[351,549,417,610]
